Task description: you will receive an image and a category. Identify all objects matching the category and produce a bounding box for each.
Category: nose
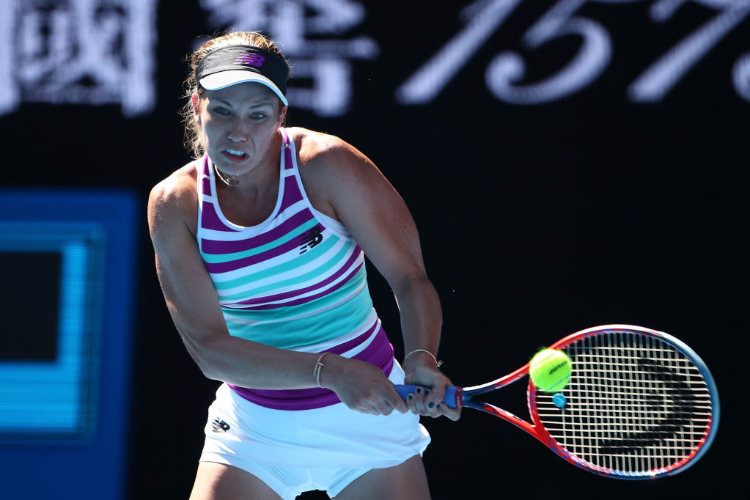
[227,117,248,142]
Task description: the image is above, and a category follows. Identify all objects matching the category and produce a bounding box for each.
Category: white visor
[200,71,289,106]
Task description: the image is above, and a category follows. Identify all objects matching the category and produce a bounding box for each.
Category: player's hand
[403,355,461,421]
[319,355,408,416]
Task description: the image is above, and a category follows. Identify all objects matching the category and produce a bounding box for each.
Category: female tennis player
[147,31,458,500]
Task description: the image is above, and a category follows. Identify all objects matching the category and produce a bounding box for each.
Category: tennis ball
[529,348,572,392]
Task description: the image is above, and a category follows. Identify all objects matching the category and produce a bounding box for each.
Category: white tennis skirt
[199,362,431,469]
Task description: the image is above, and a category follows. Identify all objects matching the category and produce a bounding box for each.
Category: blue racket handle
[394,385,459,408]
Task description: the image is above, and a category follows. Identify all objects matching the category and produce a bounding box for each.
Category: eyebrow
[214,98,273,108]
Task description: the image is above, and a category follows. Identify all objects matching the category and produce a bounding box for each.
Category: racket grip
[394,385,459,408]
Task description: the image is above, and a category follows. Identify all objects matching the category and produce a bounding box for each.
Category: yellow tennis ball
[529,348,572,392]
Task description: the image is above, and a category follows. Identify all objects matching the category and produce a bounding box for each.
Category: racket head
[528,324,719,479]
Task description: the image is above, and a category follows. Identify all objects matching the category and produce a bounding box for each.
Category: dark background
[1,1,745,498]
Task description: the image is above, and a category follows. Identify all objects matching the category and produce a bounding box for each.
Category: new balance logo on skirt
[212,418,230,433]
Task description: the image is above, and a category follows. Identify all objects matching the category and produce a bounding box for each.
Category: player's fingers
[373,397,400,416]
[360,404,382,415]
[386,388,409,414]
[405,391,420,415]
[425,383,450,416]
[411,386,431,415]
[404,390,423,415]
[438,403,461,421]
[424,389,445,418]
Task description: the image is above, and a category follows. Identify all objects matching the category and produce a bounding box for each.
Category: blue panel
[0,189,138,500]
[0,223,104,441]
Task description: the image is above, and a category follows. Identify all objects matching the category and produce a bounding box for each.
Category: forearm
[393,275,443,361]
[393,275,460,419]
[182,329,322,390]
[184,327,409,416]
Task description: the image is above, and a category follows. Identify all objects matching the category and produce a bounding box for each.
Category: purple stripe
[351,330,394,367]
[232,249,362,308]
[283,136,294,170]
[201,209,314,254]
[201,202,238,232]
[204,235,302,274]
[229,325,394,410]
[281,172,303,203]
[279,172,302,212]
[199,150,304,245]
[326,320,377,355]
[202,176,212,197]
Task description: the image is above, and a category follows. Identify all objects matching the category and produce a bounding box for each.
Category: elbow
[194,356,222,381]
[182,333,226,381]
[392,274,433,297]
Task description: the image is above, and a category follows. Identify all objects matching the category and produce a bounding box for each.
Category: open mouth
[223,149,247,161]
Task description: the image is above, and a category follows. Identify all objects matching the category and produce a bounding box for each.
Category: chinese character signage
[0,0,157,117]
[200,0,379,116]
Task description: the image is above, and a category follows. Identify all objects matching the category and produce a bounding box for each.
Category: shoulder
[288,126,348,160]
[288,127,384,188]
[285,127,401,224]
[148,160,201,237]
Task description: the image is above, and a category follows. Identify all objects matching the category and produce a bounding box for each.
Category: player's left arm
[302,132,459,420]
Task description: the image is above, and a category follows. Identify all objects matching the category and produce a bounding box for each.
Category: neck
[214,162,240,186]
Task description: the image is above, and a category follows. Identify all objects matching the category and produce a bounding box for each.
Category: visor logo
[235,52,265,68]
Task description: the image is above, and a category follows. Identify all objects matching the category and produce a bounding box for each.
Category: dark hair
[181,31,290,158]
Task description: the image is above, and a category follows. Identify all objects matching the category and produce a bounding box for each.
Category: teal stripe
[216,236,347,297]
[223,276,373,349]
[220,239,350,299]
[201,218,319,264]
[222,265,366,321]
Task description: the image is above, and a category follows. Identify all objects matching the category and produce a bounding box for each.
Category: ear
[277,105,288,126]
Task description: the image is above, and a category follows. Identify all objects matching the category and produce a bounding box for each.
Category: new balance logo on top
[300,226,323,254]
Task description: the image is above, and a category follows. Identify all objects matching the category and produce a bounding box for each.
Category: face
[193,82,287,177]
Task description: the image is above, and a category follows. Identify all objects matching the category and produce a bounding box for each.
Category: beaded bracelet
[403,349,443,368]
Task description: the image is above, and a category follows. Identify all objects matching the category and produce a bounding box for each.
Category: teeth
[226,149,245,156]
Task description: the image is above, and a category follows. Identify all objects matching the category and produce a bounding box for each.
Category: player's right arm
[147,167,316,389]
[146,168,406,415]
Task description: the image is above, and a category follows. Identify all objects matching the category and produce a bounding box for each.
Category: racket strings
[535,332,713,475]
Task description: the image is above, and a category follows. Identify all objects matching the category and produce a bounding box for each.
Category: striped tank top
[196,128,394,410]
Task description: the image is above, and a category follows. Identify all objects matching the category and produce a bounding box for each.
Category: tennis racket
[395,324,719,479]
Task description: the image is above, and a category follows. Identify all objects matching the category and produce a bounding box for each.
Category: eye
[212,107,231,116]
[250,112,267,120]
